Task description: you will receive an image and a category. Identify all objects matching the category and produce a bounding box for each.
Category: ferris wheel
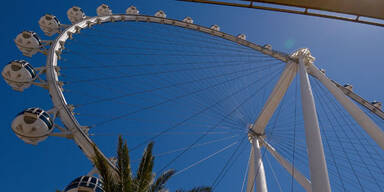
[3,3,384,192]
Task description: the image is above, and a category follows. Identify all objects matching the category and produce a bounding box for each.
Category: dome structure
[12,108,53,145]
[372,101,382,109]
[67,6,86,24]
[263,44,272,51]
[2,60,36,91]
[343,84,353,91]
[210,24,220,31]
[182,16,194,24]
[96,4,112,16]
[237,33,246,40]
[14,31,42,57]
[64,176,104,192]
[154,10,166,18]
[38,14,60,36]
[126,6,139,15]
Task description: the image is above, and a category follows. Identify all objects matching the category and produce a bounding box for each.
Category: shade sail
[244,0,384,20]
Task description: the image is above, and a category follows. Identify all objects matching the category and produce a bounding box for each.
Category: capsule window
[45,15,52,20]
[11,64,22,71]
[90,177,97,184]
[24,115,37,124]
[22,32,31,39]
[73,7,79,12]
[39,115,53,129]
[24,64,36,78]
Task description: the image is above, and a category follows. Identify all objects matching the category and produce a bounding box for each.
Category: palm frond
[150,169,176,192]
[93,145,119,192]
[135,142,155,192]
[117,136,133,192]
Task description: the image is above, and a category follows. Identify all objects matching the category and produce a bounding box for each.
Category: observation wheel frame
[37,11,384,192]
[46,13,294,172]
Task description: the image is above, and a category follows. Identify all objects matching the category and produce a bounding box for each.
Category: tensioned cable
[173,141,238,176]
[58,20,290,190]
[312,78,374,191]
[266,154,283,192]
[156,67,284,174]
[311,79,347,191]
[211,135,248,190]
[91,64,283,127]
[71,63,281,107]
[314,78,384,191]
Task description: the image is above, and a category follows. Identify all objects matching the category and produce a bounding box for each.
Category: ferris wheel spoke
[152,67,285,180]
[211,135,249,190]
[65,59,280,84]
[312,79,384,191]
[82,29,254,53]
[265,153,284,192]
[88,23,253,52]
[156,134,242,157]
[69,64,280,107]
[174,141,239,177]
[90,64,284,127]
[312,78,379,191]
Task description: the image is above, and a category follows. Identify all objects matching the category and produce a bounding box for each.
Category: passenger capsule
[237,34,246,40]
[372,101,382,109]
[38,14,60,36]
[126,6,139,15]
[97,4,112,16]
[343,84,353,91]
[14,31,42,57]
[155,10,166,18]
[210,24,220,31]
[263,44,272,51]
[183,16,193,24]
[64,176,104,192]
[67,6,86,24]
[2,60,36,91]
[12,108,53,145]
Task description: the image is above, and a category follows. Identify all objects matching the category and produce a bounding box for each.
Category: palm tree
[93,136,211,192]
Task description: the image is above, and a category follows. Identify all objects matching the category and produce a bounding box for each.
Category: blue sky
[1,0,384,191]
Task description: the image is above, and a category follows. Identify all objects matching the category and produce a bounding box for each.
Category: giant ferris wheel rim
[45,13,295,172]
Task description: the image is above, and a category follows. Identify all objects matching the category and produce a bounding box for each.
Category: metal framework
[6,7,384,192]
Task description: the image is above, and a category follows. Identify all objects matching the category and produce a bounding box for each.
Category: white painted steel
[45,14,293,173]
[253,138,268,192]
[246,146,256,192]
[333,81,384,120]
[251,62,297,134]
[298,55,331,192]
[308,63,384,150]
[261,138,312,192]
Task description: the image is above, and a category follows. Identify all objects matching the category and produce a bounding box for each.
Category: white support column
[261,138,312,192]
[253,137,268,192]
[246,137,268,192]
[246,146,256,192]
[297,50,331,192]
[308,63,384,150]
[252,62,298,134]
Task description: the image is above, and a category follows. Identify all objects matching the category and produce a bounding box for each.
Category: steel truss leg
[299,56,331,192]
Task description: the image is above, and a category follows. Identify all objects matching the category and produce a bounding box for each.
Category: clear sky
[1,0,384,191]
